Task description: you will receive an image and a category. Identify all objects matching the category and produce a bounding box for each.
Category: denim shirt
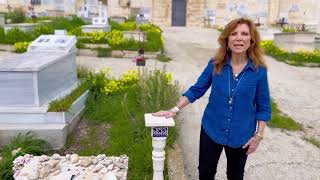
[183,58,271,148]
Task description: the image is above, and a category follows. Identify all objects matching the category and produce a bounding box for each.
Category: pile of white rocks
[13,154,128,180]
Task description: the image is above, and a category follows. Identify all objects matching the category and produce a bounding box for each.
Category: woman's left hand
[242,136,261,155]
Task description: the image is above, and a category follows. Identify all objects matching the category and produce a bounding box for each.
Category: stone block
[82,24,111,33]
[78,49,98,57]
[4,23,39,33]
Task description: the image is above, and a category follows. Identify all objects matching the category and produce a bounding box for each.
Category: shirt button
[231,89,234,91]
[227,118,231,121]
[225,129,229,132]
[230,106,232,110]
[236,79,238,81]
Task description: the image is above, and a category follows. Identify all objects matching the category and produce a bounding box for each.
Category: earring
[227,46,230,51]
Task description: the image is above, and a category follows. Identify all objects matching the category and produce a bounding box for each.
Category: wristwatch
[170,106,180,113]
[254,133,263,141]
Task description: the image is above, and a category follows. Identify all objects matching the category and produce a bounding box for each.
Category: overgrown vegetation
[0,132,50,180]
[282,27,297,33]
[1,12,164,54]
[0,16,86,46]
[304,137,320,148]
[261,41,320,66]
[64,67,179,179]
[47,82,89,112]
[47,66,91,112]
[5,8,26,23]
[158,53,172,62]
[96,47,112,57]
[268,100,302,131]
[14,41,30,53]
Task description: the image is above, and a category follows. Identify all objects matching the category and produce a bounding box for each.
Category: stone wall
[151,0,171,27]
[108,0,130,18]
[186,0,205,27]
[0,0,319,29]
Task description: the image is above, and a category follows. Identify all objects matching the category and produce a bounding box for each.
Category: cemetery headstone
[82,2,111,33]
[0,33,86,149]
[77,5,89,18]
[136,8,150,24]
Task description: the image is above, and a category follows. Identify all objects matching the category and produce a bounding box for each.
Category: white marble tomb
[0,33,87,149]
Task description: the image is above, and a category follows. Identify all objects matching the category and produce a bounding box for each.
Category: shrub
[5,28,33,44]
[68,27,83,36]
[77,65,91,79]
[0,27,5,44]
[49,16,85,31]
[110,21,138,31]
[138,23,161,32]
[87,68,111,99]
[137,67,179,112]
[107,30,125,47]
[86,68,139,98]
[32,25,54,38]
[90,31,108,44]
[144,29,163,52]
[158,53,172,62]
[110,21,123,31]
[14,41,30,53]
[97,47,112,57]
[69,16,86,27]
[282,27,296,33]
[122,21,137,31]
[112,39,141,51]
[5,8,26,23]
[76,41,85,49]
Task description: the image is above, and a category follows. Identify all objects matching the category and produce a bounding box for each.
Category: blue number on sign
[152,127,168,137]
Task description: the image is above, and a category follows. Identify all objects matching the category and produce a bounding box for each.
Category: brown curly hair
[213,17,266,74]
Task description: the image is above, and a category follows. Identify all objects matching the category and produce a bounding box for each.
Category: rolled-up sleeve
[255,68,271,121]
[182,60,213,103]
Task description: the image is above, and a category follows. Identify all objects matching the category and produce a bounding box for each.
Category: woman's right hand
[152,110,177,119]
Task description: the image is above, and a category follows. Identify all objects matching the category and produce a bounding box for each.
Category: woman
[153,17,271,180]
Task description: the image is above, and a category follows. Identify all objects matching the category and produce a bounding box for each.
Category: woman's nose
[235,35,243,41]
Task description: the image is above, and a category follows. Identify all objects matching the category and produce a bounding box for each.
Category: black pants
[198,128,249,180]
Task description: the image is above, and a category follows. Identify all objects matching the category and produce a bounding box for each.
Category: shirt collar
[224,56,256,71]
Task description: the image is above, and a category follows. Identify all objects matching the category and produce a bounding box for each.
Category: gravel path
[160,27,320,180]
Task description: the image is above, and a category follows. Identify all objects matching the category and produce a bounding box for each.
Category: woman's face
[227,23,251,55]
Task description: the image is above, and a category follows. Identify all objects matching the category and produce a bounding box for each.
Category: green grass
[96,47,112,57]
[0,132,50,180]
[67,68,179,179]
[261,41,320,66]
[216,27,224,32]
[158,53,172,62]
[268,100,302,131]
[47,82,89,112]
[78,88,172,179]
[304,137,320,148]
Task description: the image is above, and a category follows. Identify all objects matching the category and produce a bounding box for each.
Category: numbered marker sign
[152,127,168,137]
